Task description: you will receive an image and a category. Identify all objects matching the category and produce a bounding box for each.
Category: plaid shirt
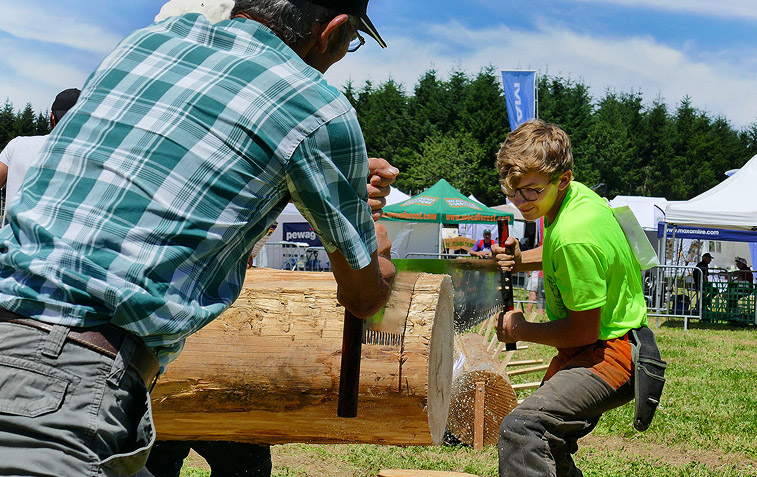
[0,15,376,366]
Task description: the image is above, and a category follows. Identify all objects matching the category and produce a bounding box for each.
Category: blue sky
[2,0,757,128]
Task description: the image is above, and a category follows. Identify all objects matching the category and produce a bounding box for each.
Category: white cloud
[0,2,123,55]
[571,0,757,21]
[0,39,95,112]
[326,21,757,128]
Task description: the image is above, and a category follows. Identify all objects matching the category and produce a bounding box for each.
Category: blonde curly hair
[496,119,573,191]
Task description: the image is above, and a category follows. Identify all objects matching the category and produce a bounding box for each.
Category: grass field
[179,318,757,476]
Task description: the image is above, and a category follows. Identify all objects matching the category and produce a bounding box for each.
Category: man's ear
[314,14,349,53]
[557,170,572,190]
[49,112,57,129]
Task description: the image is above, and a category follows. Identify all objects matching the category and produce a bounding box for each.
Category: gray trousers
[0,321,155,476]
[498,367,633,477]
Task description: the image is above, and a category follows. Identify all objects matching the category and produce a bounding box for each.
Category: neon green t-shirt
[542,181,648,339]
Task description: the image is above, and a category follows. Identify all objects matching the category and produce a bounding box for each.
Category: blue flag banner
[501,70,536,131]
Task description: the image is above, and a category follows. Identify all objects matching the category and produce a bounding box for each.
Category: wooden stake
[507,359,544,367]
[491,342,505,360]
[507,364,550,377]
[486,331,499,352]
[473,381,485,450]
[483,315,495,339]
[512,381,541,391]
[496,350,516,376]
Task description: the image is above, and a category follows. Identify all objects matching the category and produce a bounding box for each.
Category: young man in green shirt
[493,120,650,476]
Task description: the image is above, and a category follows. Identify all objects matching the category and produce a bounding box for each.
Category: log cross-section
[151,268,454,446]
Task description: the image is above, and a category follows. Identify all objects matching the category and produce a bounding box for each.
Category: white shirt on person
[0,135,49,223]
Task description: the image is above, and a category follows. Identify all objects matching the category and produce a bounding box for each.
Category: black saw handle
[337,309,362,417]
[497,217,517,352]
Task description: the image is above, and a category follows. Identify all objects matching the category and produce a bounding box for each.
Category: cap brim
[358,15,386,48]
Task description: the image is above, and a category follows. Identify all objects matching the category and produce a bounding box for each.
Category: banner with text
[282,222,323,247]
[501,70,536,131]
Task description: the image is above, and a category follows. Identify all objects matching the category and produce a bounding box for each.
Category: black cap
[307,0,386,48]
[702,253,712,259]
[51,88,81,120]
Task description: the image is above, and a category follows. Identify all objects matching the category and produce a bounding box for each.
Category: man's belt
[0,309,159,388]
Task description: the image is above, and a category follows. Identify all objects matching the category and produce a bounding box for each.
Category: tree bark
[151,268,454,446]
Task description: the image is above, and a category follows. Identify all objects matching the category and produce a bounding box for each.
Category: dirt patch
[182,446,357,476]
[272,445,357,477]
[579,435,757,471]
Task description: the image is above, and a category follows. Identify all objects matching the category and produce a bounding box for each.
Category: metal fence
[646,264,756,330]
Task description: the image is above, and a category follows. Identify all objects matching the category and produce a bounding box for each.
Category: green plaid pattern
[0,14,376,366]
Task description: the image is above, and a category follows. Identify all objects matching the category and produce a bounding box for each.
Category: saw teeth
[362,329,402,347]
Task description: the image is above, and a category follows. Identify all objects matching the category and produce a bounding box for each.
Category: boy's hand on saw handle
[492,236,521,273]
[496,309,526,344]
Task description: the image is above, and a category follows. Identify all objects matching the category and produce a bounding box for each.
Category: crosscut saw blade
[362,270,422,347]
[391,258,505,333]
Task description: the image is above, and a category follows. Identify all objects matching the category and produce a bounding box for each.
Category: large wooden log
[151,269,453,446]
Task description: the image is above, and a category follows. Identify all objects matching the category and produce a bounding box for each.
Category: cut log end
[426,274,454,445]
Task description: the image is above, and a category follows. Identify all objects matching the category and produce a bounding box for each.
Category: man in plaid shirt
[0,0,395,474]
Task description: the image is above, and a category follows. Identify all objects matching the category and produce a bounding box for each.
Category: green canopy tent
[381,179,514,256]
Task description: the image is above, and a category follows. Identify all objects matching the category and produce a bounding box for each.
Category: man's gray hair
[231,0,351,50]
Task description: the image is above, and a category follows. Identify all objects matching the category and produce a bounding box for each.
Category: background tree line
[0,100,51,150]
[4,70,757,206]
[345,68,757,205]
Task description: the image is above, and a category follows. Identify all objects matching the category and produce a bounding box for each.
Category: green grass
[181,318,757,476]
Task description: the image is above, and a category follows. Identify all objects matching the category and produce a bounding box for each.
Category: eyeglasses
[500,182,549,202]
[347,20,365,52]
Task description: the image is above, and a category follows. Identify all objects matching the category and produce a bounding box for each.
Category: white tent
[665,153,757,231]
[386,187,411,206]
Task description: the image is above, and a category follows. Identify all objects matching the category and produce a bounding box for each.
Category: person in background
[469,229,495,258]
[525,269,546,316]
[726,256,754,318]
[733,256,753,283]
[693,252,713,312]
[0,0,395,475]
[493,119,658,476]
[0,88,81,224]
[693,252,713,289]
